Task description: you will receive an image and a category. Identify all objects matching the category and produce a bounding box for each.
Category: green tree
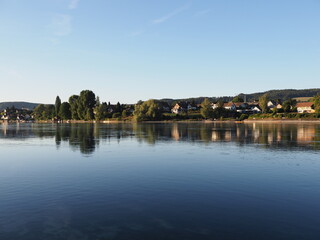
[259,94,269,113]
[313,94,320,113]
[282,99,297,113]
[33,104,55,120]
[133,99,162,121]
[78,90,96,120]
[95,102,108,121]
[115,102,122,113]
[55,96,61,118]
[59,102,71,120]
[69,95,80,120]
[122,109,128,118]
[232,96,244,103]
[200,98,213,119]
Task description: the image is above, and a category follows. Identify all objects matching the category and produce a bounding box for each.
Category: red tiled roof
[223,102,234,107]
[296,102,314,108]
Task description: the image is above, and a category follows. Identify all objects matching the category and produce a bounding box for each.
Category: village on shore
[1,90,320,123]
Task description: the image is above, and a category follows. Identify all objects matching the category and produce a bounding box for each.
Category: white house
[296,102,315,113]
[223,102,237,111]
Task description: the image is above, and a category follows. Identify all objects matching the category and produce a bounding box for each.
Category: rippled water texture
[0,122,320,240]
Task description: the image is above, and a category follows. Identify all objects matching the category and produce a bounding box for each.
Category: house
[171,102,188,114]
[251,105,262,113]
[276,104,283,109]
[223,102,237,111]
[233,102,248,113]
[267,100,277,109]
[211,103,220,109]
[245,103,262,113]
[296,102,315,113]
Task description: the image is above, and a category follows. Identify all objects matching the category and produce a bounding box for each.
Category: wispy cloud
[152,2,191,24]
[194,9,211,17]
[51,14,72,36]
[68,0,80,10]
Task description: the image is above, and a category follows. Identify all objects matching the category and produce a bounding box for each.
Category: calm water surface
[0,122,320,240]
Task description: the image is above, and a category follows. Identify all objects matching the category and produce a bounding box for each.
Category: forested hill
[0,102,40,110]
[160,88,320,104]
[238,88,320,102]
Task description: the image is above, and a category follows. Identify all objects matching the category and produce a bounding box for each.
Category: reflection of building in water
[1,122,319,153]
[1,122,8,136]
[212,131,219,141]
[297,126,316,143]
[225,130,232,141]
[253,128,260,141]
[171,124,180,141]
[277,128,282,142]
[268,132,273,144]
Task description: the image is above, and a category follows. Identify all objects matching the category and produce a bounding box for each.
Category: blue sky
[0,0,319,104]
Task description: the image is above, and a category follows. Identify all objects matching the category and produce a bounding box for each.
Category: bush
[239,114,249,121]
[112,112,121,119]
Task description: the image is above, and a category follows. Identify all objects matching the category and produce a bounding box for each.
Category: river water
[0,122,319,240]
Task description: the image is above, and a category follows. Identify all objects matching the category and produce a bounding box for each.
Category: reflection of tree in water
[68,124,98,154]
[52,124,98,154]
[1,122,320,153]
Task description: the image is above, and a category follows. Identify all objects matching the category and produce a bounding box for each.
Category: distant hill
[0,102,40,110]
[238,88,320,102]
[159,88,320,105]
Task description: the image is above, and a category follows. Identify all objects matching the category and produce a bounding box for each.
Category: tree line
[32,90,320,121]
[33,90,131,121]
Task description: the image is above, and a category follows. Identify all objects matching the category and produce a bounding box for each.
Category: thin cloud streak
[68,0,80,9]
[152,2,191,24]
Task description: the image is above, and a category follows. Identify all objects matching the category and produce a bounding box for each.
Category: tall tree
[259,94,269,113]
[313,94,320,113]
[59,102,71,120]
[200,98,214,119]
[69,95,80,120]
[78,90,96,120]
[115,102,122,113]
[55,96,61,118]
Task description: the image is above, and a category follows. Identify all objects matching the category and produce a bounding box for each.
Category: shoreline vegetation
[1,89,320,123]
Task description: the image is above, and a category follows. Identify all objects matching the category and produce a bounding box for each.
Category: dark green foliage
[115,102,122,113]
[282,99,297,112]
[77,90,96,120]
[33,104,55,120]
[158,89,320,106]
[112,112,121,119]
[55,96,61,117]
[213,107,229,119]
[313,94,320,113]
[69,95,80,120]
[239,114,249,121]
[59,102,71,120]
[95,102,108,121]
